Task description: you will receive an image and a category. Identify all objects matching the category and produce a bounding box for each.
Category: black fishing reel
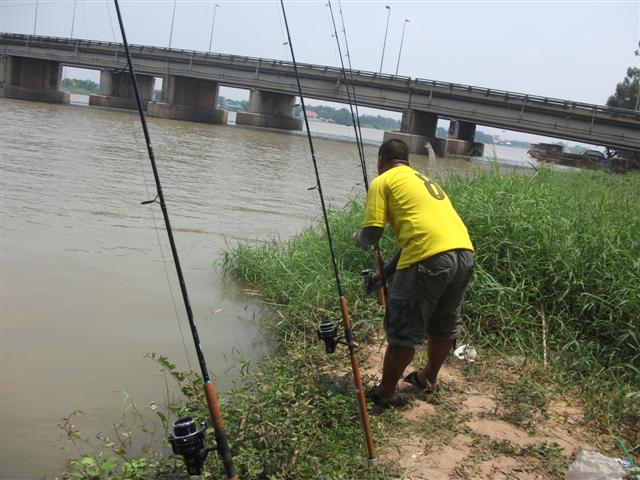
[168,416,213,476]
[317,318,340,354]
[361,268,373,292]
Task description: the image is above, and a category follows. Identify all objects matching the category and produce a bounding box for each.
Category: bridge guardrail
[2,32,639,123]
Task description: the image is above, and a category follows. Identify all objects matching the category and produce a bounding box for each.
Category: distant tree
[61,78,99,94]
[603,66,640,169]
[474,131,494,143]
[358,114,400,130]
[606,67,639,110]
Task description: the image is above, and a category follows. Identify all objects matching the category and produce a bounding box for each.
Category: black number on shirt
[415,173,446,200]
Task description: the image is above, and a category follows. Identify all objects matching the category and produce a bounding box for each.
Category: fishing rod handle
[338,297,378,463]
[203,383,239,480]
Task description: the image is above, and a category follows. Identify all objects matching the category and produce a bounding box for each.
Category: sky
[2,0,639,142]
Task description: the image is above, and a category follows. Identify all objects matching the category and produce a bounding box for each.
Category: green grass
[498,372,550,429]
[224,167,640,446]
[62,167,639,478]
[444,169,639,440]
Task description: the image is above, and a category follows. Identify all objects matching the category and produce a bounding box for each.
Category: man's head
[378,139,409,174]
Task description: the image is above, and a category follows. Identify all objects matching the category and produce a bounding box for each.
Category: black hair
[378,139,409,164]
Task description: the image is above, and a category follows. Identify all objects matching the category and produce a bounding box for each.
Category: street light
[379,5,390,73]
[70,0,77,38]
[635,41,639,111]
[395,18,410,76]
[208,3,221,53]
[33,0,39,36]
[168,0,177,49]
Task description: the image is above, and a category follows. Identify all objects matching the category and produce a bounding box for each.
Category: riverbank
[62,167,638,478]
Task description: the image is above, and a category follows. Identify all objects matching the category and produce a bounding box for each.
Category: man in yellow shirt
[355,139,474,408]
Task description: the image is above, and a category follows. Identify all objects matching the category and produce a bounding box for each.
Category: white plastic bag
[453,344,477,362]
[564,450,627,480]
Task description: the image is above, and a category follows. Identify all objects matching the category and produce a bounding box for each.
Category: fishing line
[324,6,342,68]
[275,5,290,59]
[324,1,370,224]
[326,0,365,186]
[279,0,377,465]
[105,0,117,42]
[336,0,366,182]
[129,115,193,373]
[112,1,238,477]
[327,0,388,308]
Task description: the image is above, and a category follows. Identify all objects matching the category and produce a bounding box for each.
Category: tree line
[61,78,99,95]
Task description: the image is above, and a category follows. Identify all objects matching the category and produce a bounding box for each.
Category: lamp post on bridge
[33,0,39,36]
[70,0,77,38]
[635,41,639,111]
[395,18,410,76]
[168,0,177,49]
[379,5,390,73]
[208,3,221,53]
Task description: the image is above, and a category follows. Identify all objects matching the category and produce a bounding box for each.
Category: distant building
[307,110,318,120]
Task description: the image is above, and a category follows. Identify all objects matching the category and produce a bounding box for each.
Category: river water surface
[0,96,534,477]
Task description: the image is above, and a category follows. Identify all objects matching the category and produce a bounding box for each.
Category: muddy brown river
[0,97,531,477]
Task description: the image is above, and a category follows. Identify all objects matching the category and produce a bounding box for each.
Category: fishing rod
[112,1,238,477]
[279,0,377,466]
[335,0,366,185]
[326,0,365,187]
[327,0,388,308]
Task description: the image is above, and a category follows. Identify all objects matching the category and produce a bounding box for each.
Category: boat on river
[527,143,605,170]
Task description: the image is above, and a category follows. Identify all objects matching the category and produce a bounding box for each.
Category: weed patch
[62,168,639,478]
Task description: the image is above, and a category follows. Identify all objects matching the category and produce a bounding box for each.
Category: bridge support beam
[383,110,438,155]
[89,70,154,110]
[147,75,227,124]
[433,120,484,157]
[236,90,302,130]
[0,56,69,103]
[449,120,476,142]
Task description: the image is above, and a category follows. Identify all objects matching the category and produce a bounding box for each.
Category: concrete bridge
[1,33,638,156]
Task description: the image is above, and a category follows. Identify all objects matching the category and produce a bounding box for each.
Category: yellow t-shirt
[363,164,473,269]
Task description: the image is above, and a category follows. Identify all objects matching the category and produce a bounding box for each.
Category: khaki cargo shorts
[384,249,474,347]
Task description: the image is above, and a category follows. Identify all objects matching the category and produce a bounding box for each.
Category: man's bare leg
[417,337,455,388]
[376,344,415,401]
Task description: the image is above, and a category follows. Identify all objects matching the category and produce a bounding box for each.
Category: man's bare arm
[354,226,384,249]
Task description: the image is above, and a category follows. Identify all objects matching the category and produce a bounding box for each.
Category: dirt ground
[360,339,606,480]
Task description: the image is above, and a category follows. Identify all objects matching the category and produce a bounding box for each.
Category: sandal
[366,387,409,409]
[403,371,436,393]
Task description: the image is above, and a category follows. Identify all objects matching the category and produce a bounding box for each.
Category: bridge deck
[2,33,639,150]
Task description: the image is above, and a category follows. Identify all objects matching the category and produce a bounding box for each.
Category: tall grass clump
[225,167,639,445]
[445,167,639,442]
[223,200,395,341]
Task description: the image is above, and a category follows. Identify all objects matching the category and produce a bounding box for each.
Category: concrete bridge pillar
[0,55,69,103]
[434,120,484,157]
[448,120,476,142]
[383,110,438,155]
[236,90,302,130]
[89,70,154,110]
[147,75,227,124]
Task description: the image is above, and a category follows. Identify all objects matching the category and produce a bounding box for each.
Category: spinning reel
[168,416,214,475]
[316,318,341,353]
